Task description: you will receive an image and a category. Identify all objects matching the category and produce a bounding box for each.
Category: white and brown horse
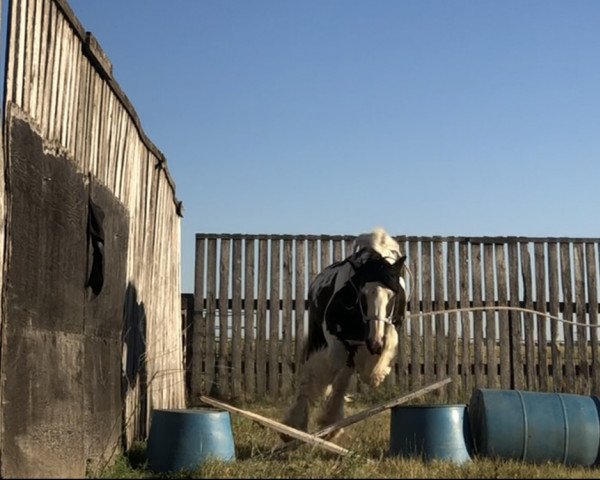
[281,228,407,440]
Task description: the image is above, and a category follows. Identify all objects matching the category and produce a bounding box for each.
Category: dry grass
[94,397,600,479]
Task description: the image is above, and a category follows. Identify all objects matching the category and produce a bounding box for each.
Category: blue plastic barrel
[389,404,473,464]
[146,408,236,473]
[468,389,600,466]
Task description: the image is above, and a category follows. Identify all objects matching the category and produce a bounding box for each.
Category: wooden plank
[5,0,19,106]
[94,80,106,186]
[231,237,243,400]
[495,244,511,390]
[35,0,50,125]
[421,240,434,386]
[243,239,256,400]
[111,98,126,191]
[459,241,471,397]
[118,125,133,203]
[23,0,35,113]
[29,0,42,117]
[199,396,351,456]
[585,242,599,395]
[268,239,281,397]
[217,239,231,397]
[64,18,77,151]
[574,242,589,394]
[56,14,69,144]
[560,242,576,392]
[433,240,446,400]
[484,243,497,389]
[67,27,81,156]
[205,238,217,395]
[520,242,536,390]
[396,238,409,392]
[271,378,452,456]
[534,242,548,391]
[409,240,421,390]
[294,238,306,375]
[256,238,268,397]
[15,0,27,107]
[105,91,118,189]
[106,94,118,184]
[281,238,293,397]
[508,241,524,390]
[88,72,101,176]
[320,238,331,271]
[308,238,319,285]
[44,1,59,139]
[76,60,91,171]
[333,238,343,263]
[446,241,458,402]
[471,242,485,389]
[548,241,562,392]
[47,2,60,139]
[59,23,73,147]
[191,236,206,398]
[50,14,64,142]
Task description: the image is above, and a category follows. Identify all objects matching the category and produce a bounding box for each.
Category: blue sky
[65,1,599,293]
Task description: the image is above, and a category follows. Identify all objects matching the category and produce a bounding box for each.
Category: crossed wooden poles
[199,377,451,457]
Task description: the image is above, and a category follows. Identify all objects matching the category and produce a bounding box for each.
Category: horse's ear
[392,255,407,275]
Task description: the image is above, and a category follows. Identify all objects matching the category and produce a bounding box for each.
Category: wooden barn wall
[188,234,600,404]
[0,0,184,477]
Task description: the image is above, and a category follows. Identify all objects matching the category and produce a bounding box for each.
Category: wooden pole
[270,377,452,456]
[198,395,351,456]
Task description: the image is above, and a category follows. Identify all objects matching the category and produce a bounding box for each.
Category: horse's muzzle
[367,339,384,355]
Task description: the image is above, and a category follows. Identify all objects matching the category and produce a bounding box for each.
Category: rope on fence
[404,305,600,329]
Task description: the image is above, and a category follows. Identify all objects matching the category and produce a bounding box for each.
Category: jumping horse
[281,228,407,441]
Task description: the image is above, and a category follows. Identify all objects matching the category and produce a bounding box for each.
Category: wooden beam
[270,377,452,456]
[198,395,351,456]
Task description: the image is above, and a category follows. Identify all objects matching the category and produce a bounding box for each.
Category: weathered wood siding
[0,0,184,477]
[188,234,600,403]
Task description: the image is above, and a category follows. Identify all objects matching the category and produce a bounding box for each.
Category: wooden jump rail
[270,378,452,456]
[199,395,350,456]
[200,377,451,457]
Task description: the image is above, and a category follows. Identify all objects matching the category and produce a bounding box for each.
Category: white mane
[353,227,402,264]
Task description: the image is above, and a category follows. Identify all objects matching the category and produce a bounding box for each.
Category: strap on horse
[342,340,359,368]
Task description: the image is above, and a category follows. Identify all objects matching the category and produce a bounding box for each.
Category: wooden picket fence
[184,234,600,403]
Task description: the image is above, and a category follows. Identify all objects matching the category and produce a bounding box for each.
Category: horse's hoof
[371,366,391,387]
[322,428,344,441]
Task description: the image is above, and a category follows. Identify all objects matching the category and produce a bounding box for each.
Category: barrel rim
[392,403,468,409]
[152,407,229,415]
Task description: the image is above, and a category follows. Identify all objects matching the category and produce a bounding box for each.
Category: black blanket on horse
[304,247,406,362]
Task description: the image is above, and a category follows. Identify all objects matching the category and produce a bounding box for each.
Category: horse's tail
[302,308,327,362]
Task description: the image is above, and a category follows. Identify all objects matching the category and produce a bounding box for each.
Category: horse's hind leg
[316,364,353,440]
[280,348,332,441]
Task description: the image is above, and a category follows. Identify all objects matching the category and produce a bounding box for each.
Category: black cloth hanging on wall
[86,198,105,296]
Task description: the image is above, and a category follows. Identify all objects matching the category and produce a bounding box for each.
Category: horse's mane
[353,227,402,264]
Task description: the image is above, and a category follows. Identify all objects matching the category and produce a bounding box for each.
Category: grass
[91,396,600,479]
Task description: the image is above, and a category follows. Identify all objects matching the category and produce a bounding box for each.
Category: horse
[281,227,407,441]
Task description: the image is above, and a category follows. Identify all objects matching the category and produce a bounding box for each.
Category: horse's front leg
[314,335,354,440]
[281,347,333,439]
[356,325,398,388]
[370,324,398,387]
[317,363,353,440]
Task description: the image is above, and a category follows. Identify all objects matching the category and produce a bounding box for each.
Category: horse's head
[352,252,407,355]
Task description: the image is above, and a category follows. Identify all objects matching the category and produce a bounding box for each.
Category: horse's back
[303,259,355,360]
